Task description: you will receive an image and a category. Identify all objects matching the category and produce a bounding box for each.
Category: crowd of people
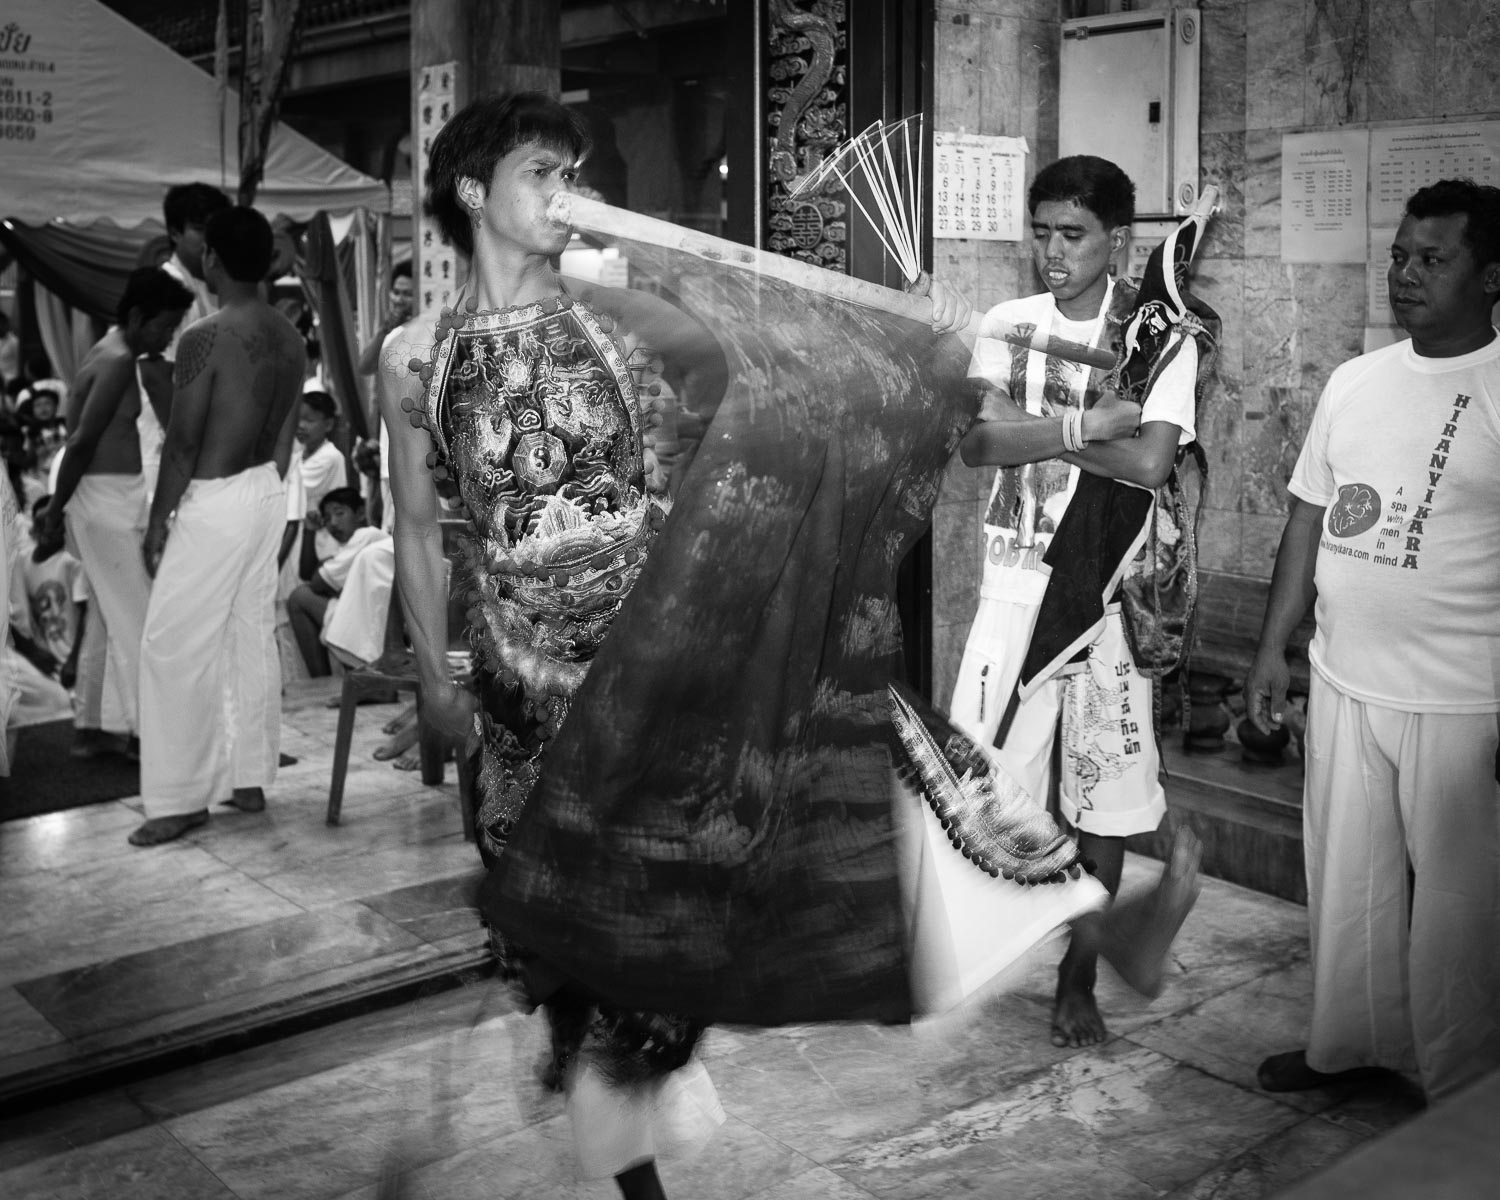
[0,183,416,816]
[1,85,1496,1200]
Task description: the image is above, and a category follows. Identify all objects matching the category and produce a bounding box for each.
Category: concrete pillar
[409,0,561,302]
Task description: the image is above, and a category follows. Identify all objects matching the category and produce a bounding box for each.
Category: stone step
[1130,737,1307,904]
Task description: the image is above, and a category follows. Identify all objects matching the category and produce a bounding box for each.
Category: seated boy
[21,495,86,689]
[286,487,389,676]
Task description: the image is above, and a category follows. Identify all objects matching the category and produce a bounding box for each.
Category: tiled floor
[0,683,1436,1199]
[0,680,487,1106]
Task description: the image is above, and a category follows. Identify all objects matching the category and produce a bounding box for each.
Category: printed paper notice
[933,132,1028,242]
[1369,122,1500,227]
[1281,130,1368,263]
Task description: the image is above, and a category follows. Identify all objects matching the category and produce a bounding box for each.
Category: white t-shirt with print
[966,284,1197,584]
[1289,334,1500,712]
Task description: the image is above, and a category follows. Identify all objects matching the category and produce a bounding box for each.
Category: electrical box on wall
[1059,6,1202,217]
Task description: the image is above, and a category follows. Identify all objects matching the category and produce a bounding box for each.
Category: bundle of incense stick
[790,115,925,285]
[546,192,1117,372]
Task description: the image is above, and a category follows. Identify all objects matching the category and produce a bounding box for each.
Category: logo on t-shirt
[1328,482,1381,538]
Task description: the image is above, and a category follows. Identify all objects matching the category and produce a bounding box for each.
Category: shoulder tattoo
[174,324,215,389]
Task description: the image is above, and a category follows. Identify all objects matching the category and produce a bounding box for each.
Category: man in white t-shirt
[1247,179,1500,1103]
[952,156,1199,1050]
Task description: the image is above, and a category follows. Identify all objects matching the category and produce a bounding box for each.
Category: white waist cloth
[140,462,285,815]
[323,536,395,668]
[568,1059,725,1181]
[893,769,1108,1017]
[64,474,152,735]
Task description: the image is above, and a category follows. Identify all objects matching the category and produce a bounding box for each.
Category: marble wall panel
[1197,257,1246,387]
[1368,0,1437,121]
[1245,0,1306,130]
[1242,510,1293,576]
[1242,257,1300,391]
[935,11,983,134]
[930,498,984,628]
[939,0,1055,19]
[1242,128,1281,260]
[1200,133,1247,261]
[1435,0,1500,115]
[1199,0,1248,136]
[1020,17,1059,148]
[978,14,1024,136]
[1240,384,1310,516]
[1197,507,1243,574]
[1199,384,1247,514]
[1292,262,1367,394]
[1307,0,1370,126]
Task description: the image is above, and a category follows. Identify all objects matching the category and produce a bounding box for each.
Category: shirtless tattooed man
[40,268,192,758]
[131,206,307,847]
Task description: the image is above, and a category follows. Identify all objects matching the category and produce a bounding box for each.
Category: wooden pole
[550,193,1117,370]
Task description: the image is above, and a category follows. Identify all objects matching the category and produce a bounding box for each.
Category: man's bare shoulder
[75,332,135,392]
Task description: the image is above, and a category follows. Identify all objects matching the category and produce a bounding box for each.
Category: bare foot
[382,702,418,736]
[1100,827,1203,998]
[222,788,266,812]
[128,811,208,846]
[1051,978,1108,1047]
[390,748,422,771]
[373,720,420,762]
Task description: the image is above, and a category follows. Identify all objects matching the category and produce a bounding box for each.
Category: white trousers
[70,590,128,733]
[140,463,284,815]
[951,567,1164,837]
[64,474,151,735]
[323,536,395,668]
[1304,668,1500,1100]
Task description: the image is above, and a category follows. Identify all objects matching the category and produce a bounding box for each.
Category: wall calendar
[933,131,1029,242]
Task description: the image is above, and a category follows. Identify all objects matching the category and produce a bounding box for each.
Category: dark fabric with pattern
[478,249,981,1026]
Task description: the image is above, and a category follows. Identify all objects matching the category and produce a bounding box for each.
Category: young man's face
[172,221,210,279]
[126,307,186,358]
[471,140,579,259]
[297,405,335,448]
[1388,212,1500,352]
[320,500,363,543]
[1030,199,1123,319]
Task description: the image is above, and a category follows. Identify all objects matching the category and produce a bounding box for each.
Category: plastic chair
[325,523,476,839]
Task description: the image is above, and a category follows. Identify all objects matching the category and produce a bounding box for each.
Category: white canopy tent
[0,0,390,387]
[0,0,390,226]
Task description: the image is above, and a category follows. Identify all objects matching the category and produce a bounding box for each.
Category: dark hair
[205,206,274,283]
[1404,178,1500,267]
[162,183,232,235]
[1028,155,1136,231]
[391,261,412,281]
[318,486,365,516]
[424,91,591,256]
[301,390,338,420]
[116,266,194,325]
[32,493,51,518]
